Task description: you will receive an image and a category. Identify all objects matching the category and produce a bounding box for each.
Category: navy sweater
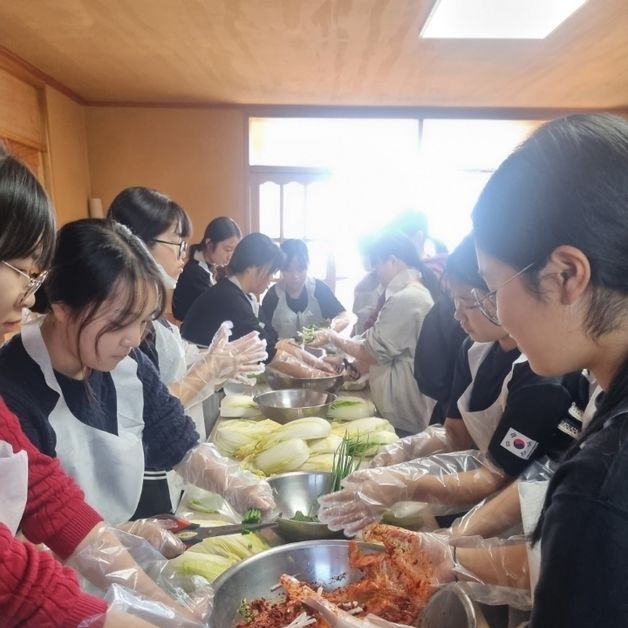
[0,335,199,472]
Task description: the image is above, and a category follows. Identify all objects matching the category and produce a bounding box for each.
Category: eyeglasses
[2,261,49,299]
[152,239,188,260]
[471,262,535,326]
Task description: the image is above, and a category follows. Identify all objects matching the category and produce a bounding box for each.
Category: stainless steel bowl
[418,584,488,628]
[265,368,344,393]
[210,540,383,627]
[268,472,343,542]
[254,388,336,424]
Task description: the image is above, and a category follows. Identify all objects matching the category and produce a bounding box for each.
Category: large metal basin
[210,540,382,627]
[268,472,343,542]
[266,368,344,393]
[254,388,336,424]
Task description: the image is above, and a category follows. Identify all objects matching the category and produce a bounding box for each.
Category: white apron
[21,320,146,523]
[457,342,525,453]
[271,278,324,339]
[153,319,187,384]
[153,318,204,507]
[0,440,28,535]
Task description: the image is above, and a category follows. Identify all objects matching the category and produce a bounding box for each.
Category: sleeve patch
[500,428,539,460]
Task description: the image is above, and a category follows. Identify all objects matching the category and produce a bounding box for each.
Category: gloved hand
[319,452,501,536]
[370,425,452,467]
[172,331,267,407]
[174,442,276,514]
[307,328,336,348]
[67,524,209,624]
[360,524,457,585]
[90,608,157,627]
[271,349,335,379]
[317,466,414,536]
[116,519,186,559]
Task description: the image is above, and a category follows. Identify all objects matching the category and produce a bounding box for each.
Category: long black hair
[368,230,441,300]
[471,114,628,542]
[0,145,55,267]
[43,219,165,356]
[192,216,241,255]
[107,187,191,243]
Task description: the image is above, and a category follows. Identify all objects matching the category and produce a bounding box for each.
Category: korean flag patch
[500,429,539,460]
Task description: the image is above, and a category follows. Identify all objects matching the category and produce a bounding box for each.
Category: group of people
[3,112,628,626]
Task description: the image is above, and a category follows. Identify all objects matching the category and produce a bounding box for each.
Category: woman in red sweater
[0,148,192,626]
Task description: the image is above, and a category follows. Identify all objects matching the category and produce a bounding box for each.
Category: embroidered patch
[500,429,539,460]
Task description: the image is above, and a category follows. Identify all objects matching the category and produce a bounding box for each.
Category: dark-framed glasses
[2,261,49,299]
[152,239,188,260]
[471,262,535,325]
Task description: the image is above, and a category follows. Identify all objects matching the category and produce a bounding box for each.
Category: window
[249,116,542,308]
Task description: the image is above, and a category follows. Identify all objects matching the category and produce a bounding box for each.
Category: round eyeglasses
[2,261,49,300]
[471,263,535,326]
[152,238,188,260]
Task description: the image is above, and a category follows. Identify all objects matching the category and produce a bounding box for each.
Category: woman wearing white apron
[338,115,628,626]
[173,216,241,322]
[310,231,436,435]
[0,219,275,526]
[182,233,338,378]
[261,239,351,339]
[108,188,267,511]
[319,234,584,536]
[0,149,206,627]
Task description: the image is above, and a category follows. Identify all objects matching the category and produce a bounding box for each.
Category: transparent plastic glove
[174,442,276,514]
[318,451,505,536]
[330,311,357,334]
[81,608,157,627]
[67,524,210,624]
[361,524,532,611]
[307,328,336,348]
[271,349,334,378]
[116,519,186,559]
[80,583,211,627]
[370,425,453,467]
[172,331,267,407]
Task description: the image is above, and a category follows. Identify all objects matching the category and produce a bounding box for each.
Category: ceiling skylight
[420,0,587,39]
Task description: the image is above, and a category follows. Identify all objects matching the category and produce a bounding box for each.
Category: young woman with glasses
[0,148,216,626]
[107,187,267,514]
[318,234,586,536]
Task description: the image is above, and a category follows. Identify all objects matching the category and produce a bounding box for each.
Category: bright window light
[420,0,587,39]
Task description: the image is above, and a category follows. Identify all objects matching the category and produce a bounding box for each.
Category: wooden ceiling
[0,0,627,109]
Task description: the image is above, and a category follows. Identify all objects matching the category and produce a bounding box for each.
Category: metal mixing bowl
[268,472,343,542]
[418,583,489,628]
[210,540,383,627]
[254,388,336,424]
[266,368,344,393]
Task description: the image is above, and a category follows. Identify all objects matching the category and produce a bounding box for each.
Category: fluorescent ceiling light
[420,0,587,39]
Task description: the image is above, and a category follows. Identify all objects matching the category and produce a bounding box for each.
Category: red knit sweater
[0,397,107,627]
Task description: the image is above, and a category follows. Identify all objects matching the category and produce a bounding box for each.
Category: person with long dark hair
[173,216,241,321]
[182,233,335,378]
[0,148,206,626]
[0,218,275,525]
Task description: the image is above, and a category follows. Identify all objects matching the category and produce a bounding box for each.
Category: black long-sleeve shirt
[531,407,628,626]
[181,277,278,361]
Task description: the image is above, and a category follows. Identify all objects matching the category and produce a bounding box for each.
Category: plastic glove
[318,451,505,536]
[83,608,157,627]
[271,349,335,378]
[174,442,276,514]
[116,519,186,559]
[80,583,211,627]
[67,524,210,624]
[171,331,267,407]
[307,328,336,348]
[370,425,453,467]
